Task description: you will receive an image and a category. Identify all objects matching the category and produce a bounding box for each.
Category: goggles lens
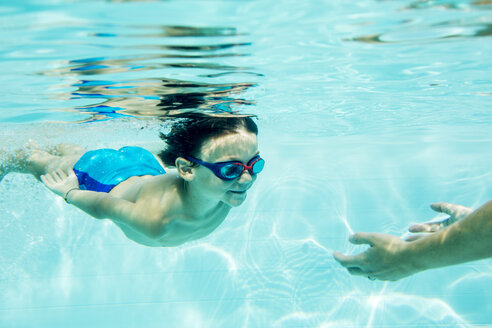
[251,157,265,174]
[221,164,244,179]
[220,156,265,179]
[186,155,265,180]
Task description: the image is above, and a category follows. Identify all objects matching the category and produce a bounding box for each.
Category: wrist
[64,188,80,204]
[403,239,429,274]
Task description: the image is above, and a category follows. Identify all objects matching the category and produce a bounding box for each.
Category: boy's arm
[41,169,165,238]
[333,200,492,281]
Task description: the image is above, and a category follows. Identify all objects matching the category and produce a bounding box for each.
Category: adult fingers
[349,232,376,246]
[431,202,473,221]
[408,221,444,233]
[430,202,458,216]
[333,252,362,268]
[408,223,429,233]
[347,267,367,276]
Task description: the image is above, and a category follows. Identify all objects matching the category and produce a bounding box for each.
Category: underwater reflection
[347,1,492,44]
[71,78,257,122]
[403,0,492,10]
[347,21,492,44]
[51,56,252,76]
[91,24,244,38]
[107,0,162,2]
[39,24,261,121]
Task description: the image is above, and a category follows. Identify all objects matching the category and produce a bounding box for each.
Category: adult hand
[41,168,79,199]
[333,233,418,281]
[405,202,473,241]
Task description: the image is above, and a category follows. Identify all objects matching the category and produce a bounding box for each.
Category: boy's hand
[41,169,80,199]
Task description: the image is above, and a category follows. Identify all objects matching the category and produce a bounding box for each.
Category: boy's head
[159,116,261,207]
[159,116,258,167]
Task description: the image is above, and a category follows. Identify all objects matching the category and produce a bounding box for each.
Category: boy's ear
[175,157,195,181]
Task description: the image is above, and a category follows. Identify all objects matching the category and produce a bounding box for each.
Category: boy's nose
[237,170,254,184]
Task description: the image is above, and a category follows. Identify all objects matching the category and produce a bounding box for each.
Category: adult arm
[333,200,492,281]
[41,169,166,238]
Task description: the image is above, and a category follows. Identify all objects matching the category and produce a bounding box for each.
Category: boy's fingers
[57,169,67,178]
[41,174,54,185]
[55,169,67,180]
[52,171,61,181]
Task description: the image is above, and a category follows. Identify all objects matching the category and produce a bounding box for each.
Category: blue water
[1,0,491,327]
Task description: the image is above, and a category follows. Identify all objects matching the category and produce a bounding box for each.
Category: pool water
[1,0,491,327]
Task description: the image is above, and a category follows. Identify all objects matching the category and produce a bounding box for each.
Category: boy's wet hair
[158,116,258,167]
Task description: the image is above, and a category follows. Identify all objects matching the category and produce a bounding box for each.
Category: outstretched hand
[333,202,475,281]
[405,202,473,241]
[40,169,79,199]
[333,233,417,281]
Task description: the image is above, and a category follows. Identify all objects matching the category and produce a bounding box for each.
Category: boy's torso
[108,170,230,246]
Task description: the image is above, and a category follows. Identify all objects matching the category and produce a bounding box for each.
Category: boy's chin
[223,191,247,207]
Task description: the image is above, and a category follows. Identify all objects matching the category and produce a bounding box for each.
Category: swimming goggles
[184,155,265,180]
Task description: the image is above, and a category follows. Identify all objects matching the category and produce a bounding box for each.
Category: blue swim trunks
[73,146,166,193]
